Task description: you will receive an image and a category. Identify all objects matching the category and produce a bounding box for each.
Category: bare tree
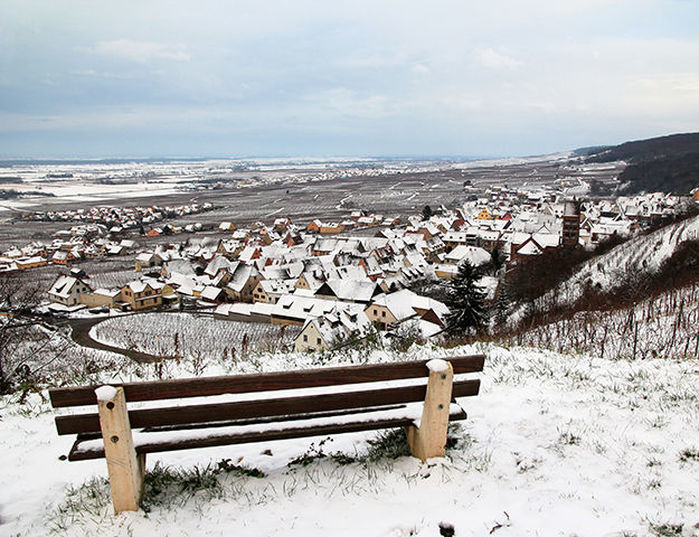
[0,274,71,394]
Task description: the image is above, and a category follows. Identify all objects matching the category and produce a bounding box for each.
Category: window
[316,338,321,345]
[303,334,308,342]
[381,311,386,318]
[373,309,378,315]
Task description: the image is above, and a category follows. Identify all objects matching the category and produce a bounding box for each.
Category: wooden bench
[50,354,484,514]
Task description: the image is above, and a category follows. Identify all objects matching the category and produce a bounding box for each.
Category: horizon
[1,129,694,163]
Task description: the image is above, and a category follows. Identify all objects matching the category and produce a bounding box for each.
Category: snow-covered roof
[49,276,81,298]
[368,289,420,322]
[444,245,491,266]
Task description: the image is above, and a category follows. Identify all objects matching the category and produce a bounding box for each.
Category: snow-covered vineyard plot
[1,343,697,537]
[510,283,699,360]
[90,313,301,359]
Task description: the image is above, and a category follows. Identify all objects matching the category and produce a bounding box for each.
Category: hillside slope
[584,132,699,194]
[542,214,699,309]
[586,133,699,164]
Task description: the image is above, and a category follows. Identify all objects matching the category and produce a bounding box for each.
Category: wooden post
[406,359,454,462]
[95,385,144,514]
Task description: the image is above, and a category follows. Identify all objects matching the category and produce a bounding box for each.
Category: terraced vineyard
[90,313,301,361]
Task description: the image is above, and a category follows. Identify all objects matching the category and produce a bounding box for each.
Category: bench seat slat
[68,403,468,461]
[50,355,485,408]
[55,379,480,435]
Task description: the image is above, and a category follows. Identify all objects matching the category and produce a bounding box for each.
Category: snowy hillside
[1,344,697,537]
[508,283,698,360]
[545,215,699,308]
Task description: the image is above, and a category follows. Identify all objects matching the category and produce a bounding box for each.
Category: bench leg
[95,386,144,514]
[405,361,454,462]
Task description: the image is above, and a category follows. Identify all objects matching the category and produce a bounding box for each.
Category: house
[217,239,243,259]
[48,275,92,306]
[15,256,47,270]
[359,256,383,281]
[225,265,262,303]
[434,263,459,280]
[237,245,262,263]
[293,308,370,352]
[476,207,493,220]
[364,289,420,329]
[80,288,121,309]
[443,245,491,267]
[51,250,78,265]
[319,223,345,235]
[314,279,381,304]
[364,289,449,332]
[312,238,338,256]
[134,252,164,272]
[118,281,164,311]
[199,286,226,304]
[251,279,295,304]
[306,219,322,233]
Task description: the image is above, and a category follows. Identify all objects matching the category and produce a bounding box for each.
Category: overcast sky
[1,0,698,158]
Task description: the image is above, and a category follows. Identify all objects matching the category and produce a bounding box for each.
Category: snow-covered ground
[1,343,697,537]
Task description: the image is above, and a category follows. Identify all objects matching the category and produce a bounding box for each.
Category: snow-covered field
[1,343,697,537]
[90,313,300,359]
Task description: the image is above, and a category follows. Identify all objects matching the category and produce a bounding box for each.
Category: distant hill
[583,132,699,194]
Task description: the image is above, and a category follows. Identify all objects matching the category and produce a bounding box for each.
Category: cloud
[411,63,431,75]
[92,39,191,63]
[475,47,522,70]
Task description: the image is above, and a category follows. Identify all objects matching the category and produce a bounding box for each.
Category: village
[5,186,686,356]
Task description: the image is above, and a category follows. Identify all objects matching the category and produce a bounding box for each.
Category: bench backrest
[50,354,484,437]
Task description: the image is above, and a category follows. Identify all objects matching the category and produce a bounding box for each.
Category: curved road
[69,315,171,363]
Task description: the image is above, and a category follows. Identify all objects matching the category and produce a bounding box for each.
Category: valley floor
[1,344,697,537]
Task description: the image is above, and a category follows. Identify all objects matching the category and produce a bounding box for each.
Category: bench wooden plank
[49,355,485,408]
[56,378,480,435]
[68,405,468,461]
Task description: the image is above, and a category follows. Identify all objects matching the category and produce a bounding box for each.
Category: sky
[0,0,698,158]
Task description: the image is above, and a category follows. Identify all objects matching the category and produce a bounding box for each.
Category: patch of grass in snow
[647,479,662,490]
[648,522,687,537]
[141,459,265,510]
[49,477,111,533]
[141,462,222,510]
[48,459,267,525]
[287,426,468,470]
[363,428,413,462]
[557,430,582,447]
[679,447,699,463]
[514,453,541,473]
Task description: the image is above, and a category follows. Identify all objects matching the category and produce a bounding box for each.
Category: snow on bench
[49,355,485,514]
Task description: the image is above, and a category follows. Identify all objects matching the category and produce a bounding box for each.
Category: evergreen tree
[444,261,487,335]
[494,278,511,328]
[490,246,505,274]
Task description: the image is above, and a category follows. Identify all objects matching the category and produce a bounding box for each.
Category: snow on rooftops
[204,255,233,277]
[444,245,490,266]
[49,275,79,298]
[369,289,420,322]
[320,279,379,302]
